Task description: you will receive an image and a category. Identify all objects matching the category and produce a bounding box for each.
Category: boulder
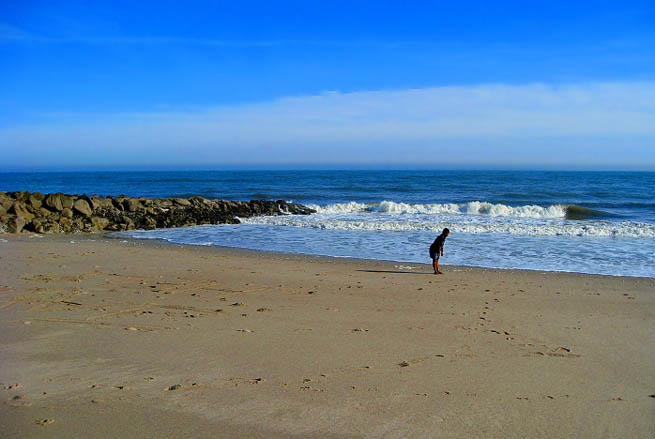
[111,198,125,211]
[43,222,60,233]
[44,193,64,211]
[13,191,30,201]
[62,196,74,209]
[124,219,136,231]
[88,196,102,210]
[89,196,113,210]
[58,217,73,233]
[90,216,110,231]
[142,216,157,229]
[73,199,92,217]
[28,192,44,209]
[189,196,211,206]
[123,198,141,212]
[29,218,45,234]
[0,214,8,232]
[0,192,13,210]
[71,219,85,233]
[173,198,192,206]
[0,191,315,235]
[6,215,26,233]
[9,201,34,221]
[154,199,173,208]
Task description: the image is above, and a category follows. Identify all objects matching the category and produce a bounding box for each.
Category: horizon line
[2,165,655,173]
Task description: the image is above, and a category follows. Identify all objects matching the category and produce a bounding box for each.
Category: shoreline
[105,231,655,280]
[1,233,654,438]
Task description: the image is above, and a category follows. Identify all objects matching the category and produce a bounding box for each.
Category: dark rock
[123,198,141,212]
[43,222,60,233]
[155,199,173,208]
[6,215,26,233]
[0,192,14,210]
[10,201,34,221]
[89,196,111,210]
[0,191,315,234]
[142,216,157,229]
[88,196,103,210]
[62,196,74,209]
[123,216,136,231]
[0,215,8,232]
[73,199,93,217]
[111,197,125,211]
[72,219,85,232]
[27,218,45,233]
[28,193,44,209]
[90,216,110,231]
[44,193,64,211]
[58,217,73,233]
[173,198,192,206]
[13,191,31,201]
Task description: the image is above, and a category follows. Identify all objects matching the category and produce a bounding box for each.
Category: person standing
[429,228,450,274]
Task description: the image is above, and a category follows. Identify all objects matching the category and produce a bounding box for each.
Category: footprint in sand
[35,418,55,426]
[7,395,31,407]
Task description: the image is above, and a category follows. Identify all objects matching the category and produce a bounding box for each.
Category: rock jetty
[0,191,315,234]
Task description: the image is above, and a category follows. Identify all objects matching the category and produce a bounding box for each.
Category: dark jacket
[430,234,446,257]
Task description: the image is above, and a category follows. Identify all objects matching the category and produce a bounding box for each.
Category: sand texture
[1,234,654,438]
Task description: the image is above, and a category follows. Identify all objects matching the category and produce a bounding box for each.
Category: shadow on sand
[356,269,434,275]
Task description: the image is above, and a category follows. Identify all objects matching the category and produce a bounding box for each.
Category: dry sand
[1,233,653,438]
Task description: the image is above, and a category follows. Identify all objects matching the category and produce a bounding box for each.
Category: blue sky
[1,1,655,170]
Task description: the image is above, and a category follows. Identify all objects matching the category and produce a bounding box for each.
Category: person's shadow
[355,269,432,275]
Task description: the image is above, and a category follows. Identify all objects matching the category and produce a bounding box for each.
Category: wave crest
[308,200,570,218]
[241,215,655,238]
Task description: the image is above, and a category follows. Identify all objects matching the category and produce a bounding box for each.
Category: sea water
[2,170,654,277]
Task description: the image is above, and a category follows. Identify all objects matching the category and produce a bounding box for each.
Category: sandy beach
[1,233,653,438]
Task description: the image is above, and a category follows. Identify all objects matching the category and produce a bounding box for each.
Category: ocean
[2,170,655,277]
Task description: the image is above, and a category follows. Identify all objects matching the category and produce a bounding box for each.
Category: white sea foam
[241,215,655,238]
[120,198,655,278]
[308,201,371,214]
[119,220,655,278]
[308,200,568,218]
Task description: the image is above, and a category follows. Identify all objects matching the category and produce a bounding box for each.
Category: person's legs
[432,257,439,274]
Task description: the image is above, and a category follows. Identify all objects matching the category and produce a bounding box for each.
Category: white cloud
[2,82,655,168]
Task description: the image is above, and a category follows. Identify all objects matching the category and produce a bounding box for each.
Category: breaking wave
[306,201,610,219]
[241,215,655,238]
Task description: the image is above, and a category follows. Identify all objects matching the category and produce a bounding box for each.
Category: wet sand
[1,233,654,438]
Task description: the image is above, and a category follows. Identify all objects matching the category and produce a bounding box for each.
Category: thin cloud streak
[2,82,655,168]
